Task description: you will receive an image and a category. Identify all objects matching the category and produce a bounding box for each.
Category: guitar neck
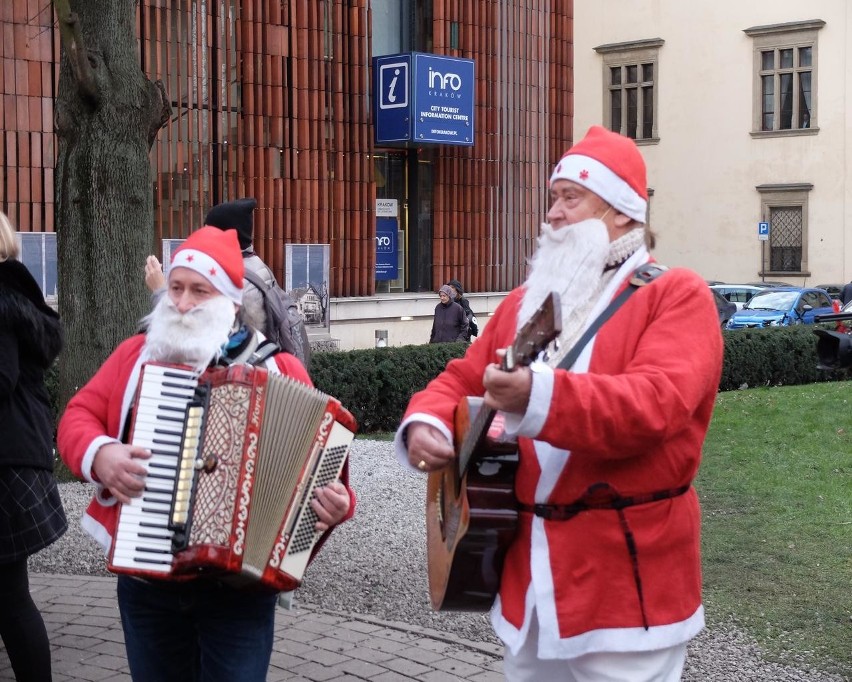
[457,402,497,477]
[454,291,562,478]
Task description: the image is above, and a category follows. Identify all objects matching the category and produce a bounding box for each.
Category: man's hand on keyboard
[93,443,151,504]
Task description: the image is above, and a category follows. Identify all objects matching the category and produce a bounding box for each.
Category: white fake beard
[518,218,611,332]
[141,294,237,372]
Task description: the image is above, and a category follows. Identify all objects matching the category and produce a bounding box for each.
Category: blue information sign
[373,55,412,143]
[412,53,474,145]
[758,221,770,241]
[373,52,475,147]
[375,218,398,280]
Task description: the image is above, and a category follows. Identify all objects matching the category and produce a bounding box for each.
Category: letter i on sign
[388,69,400,103]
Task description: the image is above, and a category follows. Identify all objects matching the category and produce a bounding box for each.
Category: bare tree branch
[52,0,100,104]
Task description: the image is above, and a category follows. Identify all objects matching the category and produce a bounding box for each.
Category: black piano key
[162,379,196,388]
[149,462,177,471]
[162,369,197,378]
[139,521,169,529]
[146,473,177,482]
[141,506,170,515]
[135,546,172,555]
[160,390,194,399]
[156,414,187,424]
[139,531,172,540]
[151,437,182,446]
[135,557,173,566]
[153,428,183,437]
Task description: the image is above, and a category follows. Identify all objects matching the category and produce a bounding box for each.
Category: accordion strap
[247,339,281,366]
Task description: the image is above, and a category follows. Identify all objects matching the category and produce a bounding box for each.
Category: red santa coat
[399,252,723,658]
[58,334,355,554]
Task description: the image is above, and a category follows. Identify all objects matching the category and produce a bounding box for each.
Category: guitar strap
[556,262,668,371]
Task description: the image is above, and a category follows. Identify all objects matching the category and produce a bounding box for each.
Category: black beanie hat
[447,279,464,295]
[204,198,257,250]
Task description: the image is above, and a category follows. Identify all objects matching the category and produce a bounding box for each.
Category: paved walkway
[0,574,504,682]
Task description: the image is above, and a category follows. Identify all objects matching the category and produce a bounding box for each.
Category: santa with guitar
[396,126,724,681]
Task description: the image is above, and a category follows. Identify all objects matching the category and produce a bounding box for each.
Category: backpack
[468,313,479,338]
[242,269,311,371]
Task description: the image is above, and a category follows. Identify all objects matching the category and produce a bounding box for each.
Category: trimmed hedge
[718,324,846,391]
[310,342,468,433]
[45,327,847,437]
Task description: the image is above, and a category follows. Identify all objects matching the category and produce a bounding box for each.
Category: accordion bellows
[108,362,356,592]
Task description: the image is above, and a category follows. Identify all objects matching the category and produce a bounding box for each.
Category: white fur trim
[491,587,537,656]
[81,436,121,484]
[119,354,145,444]
[538,606,704,659]
[81,511,113,554]
[534,441,571,502]
[170,248,243,304]
[394,414,453,471]
[551,154,647,223]
[502,361,553,439]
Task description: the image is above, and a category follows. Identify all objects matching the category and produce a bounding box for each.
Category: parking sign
[758,221,770,241]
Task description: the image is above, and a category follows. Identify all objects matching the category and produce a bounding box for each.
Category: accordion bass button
[195,454,219,473]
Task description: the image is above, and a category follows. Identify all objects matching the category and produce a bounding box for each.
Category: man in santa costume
[58,226,354,682]
[396,126,723,681]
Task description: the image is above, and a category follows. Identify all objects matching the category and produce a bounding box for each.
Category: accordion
[107,362,357,591]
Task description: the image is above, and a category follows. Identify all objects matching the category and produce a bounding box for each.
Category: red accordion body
[108,362,356,591]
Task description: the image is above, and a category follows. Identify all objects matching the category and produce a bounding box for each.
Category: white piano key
[110,364,200,576]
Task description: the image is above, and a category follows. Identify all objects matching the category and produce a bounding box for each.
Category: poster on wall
[285,244,330,330]
[376,199,399,281]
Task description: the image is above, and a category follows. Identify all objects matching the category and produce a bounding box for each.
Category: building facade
[573,1,851,287]
[1,1,573,348]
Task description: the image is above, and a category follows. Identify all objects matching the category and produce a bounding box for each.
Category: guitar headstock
[504,292,562,370]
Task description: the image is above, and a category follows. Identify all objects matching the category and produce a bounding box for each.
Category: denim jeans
[116,576,277,682]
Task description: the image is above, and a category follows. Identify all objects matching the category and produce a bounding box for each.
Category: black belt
[519,482,690,630]
[519,482,689,521]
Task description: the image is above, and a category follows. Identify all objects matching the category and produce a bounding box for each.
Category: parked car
[745,280,789,288]
[726,287,835,329]
[710,288,736,327]
[710,284,764,310]
[816,283,844,301]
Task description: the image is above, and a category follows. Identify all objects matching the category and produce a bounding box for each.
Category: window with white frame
[744,20,824,137]
[17,232,57,299]
[594,38,663,143]
[756,183,812,276]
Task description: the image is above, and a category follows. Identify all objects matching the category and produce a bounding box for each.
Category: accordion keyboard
[110,364,199,573]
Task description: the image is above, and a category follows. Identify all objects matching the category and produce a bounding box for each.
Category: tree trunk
[53,0,170,409]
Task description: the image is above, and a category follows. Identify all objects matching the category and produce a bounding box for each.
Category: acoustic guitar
[426,292,562,611]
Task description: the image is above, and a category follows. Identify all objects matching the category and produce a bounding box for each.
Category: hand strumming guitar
[405,422,455,473]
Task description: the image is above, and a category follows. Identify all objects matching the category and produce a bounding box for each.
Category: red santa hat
[550,126,648,223]
[171,226,244,304]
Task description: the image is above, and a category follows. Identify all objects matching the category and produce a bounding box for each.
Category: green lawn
[698,381,851,675]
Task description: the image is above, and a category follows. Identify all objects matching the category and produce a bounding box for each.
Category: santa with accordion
[58,225,355,682]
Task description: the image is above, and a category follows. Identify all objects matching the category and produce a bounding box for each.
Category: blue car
[725,287,835,329]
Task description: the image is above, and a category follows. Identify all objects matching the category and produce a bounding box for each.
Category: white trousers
[503,614,687,682]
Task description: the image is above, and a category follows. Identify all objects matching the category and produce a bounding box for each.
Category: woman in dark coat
[0,211,67,681]
[446,279,478,340]
[429,284,469,343]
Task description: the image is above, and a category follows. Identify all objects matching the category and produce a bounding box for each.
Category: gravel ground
[32,439,848,681]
